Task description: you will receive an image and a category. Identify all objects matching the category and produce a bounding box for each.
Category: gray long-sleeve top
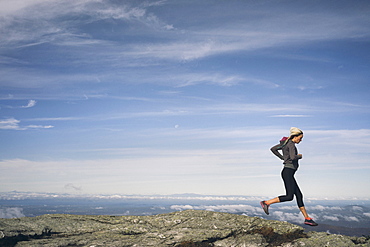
[270,139,302,170]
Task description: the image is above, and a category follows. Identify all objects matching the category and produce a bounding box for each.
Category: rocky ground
[0,210,369,247]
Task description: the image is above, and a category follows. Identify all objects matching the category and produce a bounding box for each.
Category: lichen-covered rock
[282,231,363,247]
[0,210,369,247]
[214,233,268,247]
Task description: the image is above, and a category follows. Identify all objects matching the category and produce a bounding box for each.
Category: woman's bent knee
[279,195,294,202]
[286,195,294,201]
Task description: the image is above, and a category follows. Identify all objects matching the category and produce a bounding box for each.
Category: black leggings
[278,167,304,208]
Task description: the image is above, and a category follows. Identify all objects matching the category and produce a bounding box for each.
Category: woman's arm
[270,144,284,160]
[287,142,302,161]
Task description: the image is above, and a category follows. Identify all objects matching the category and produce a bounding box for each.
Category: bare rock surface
[0,210,369,246]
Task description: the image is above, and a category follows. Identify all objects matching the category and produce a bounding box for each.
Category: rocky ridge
[0,210,369,246]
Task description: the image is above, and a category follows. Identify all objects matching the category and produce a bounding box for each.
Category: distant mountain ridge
[1,210,369,246]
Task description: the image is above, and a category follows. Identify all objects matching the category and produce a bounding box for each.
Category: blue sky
[1,0,370,198]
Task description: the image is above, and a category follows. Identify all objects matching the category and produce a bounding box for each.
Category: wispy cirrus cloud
[1,0,369,101]
[1,100,37,108]
[2,0,369,60]
[26,125,54,129]
[26,117,83,121]
[0,0,170,47]
[0,118,53,130]
[22,100,367,124]
[270,115,311,118]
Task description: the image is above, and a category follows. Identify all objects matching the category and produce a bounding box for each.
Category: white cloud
[0,117,53,130]
[0,207,25,218]
[1,0,369,60]
[170,205,194,211]
[28,117,81,121]
[93,5,146,20]
[272,211,302,224]
[0,154,278,195]
[170,204,262,215]
[0,0,47,14]
[26,125,54,129]
[1,127,370,196]
[21,100,36,108]
[322,215,340,221]
[66,103,315,122]
[270,115,311,118]
[309,205,343,211]
[277,206,297,210]
[363,213,370,217]
[0,100,36,109]
[174,73,244,87]
[0,118,22,130]
[0,0,171,48]
[343,216,360,222]
[351,206,363,211]
[1,1,370,98]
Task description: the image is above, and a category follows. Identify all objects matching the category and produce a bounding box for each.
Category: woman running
[260,127,318,226]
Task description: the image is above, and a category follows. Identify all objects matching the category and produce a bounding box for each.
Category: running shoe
[304,218,318,226]
[260,201,270,215]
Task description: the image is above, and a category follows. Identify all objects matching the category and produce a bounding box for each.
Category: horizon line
[1,191,369,201]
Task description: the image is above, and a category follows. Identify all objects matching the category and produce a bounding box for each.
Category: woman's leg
[291,177,313,220]
[300,206,309,218]
[301,205,318,226]
[261,168,318,225]
[261,168,294,215]
[265,197,280,205]
[264,168,295,206]
[278,168,296,203]
[292,174,304,208]
[292,175,318,225]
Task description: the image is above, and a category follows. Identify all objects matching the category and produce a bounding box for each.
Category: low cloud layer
[0,207,25,219]
[170,203,370,226]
